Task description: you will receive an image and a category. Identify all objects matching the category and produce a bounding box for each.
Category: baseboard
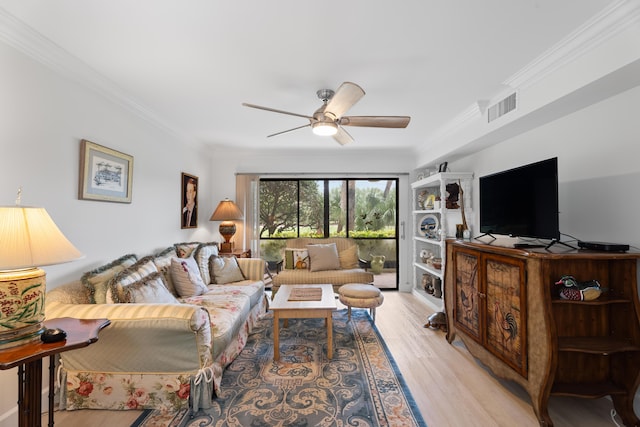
[0,386,50,427]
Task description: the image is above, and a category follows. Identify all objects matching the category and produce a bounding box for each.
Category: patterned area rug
[132,309,426,427]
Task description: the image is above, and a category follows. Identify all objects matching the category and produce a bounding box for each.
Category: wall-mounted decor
[181,172,198,229]
[79,139,133,203]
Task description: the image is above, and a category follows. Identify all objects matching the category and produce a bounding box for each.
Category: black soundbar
[577,241,629,252]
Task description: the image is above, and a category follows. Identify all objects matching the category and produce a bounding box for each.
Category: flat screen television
[479,157,560,240]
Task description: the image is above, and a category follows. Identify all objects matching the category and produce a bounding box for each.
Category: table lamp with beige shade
[0,190,83,349]
[210,198,244,253]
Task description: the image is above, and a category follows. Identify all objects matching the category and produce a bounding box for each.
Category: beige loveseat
[45,241,267,412]
[272,237,374,295]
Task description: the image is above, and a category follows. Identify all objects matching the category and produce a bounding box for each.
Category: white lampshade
[0,206,83,270]
[0,205,82,348]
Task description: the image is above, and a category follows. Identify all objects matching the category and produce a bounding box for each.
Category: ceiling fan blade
[333,126,354,145]
[242,103,313,120]
[267,123,311,138]
[325,82,365,118]
[339,116,411,128]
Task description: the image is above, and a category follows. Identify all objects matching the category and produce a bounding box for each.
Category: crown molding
[427,101,484,144]
[504,0,640,90]
[0,7,190,142]
[421,0,640,151]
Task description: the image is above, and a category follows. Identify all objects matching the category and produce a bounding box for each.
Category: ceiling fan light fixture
[243,81,410,144]
[311,121,338,136]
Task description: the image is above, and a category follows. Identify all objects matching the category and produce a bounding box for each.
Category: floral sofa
[272,237,374,295]
[45,241,267,412]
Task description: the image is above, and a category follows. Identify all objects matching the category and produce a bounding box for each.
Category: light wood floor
[46,291,639,426]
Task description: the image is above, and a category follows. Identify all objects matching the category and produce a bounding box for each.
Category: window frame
[258,177,398,240]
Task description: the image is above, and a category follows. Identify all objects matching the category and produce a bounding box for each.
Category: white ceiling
[0,0,614,151]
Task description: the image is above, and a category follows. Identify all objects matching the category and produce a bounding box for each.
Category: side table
[0,317,110,427]
[219,249,251,258]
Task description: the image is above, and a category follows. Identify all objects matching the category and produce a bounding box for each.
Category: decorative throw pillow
[284,249,309,270]
[209,255,246,284]
[174,241,200,258]
[307,243,340,272]
[109,256,159,303]
[81,254,138,304]
[153,247,178,296]
[339,245,360,269]
[120,272,180,304]
[171,256,209,297]
[193,242,219,284]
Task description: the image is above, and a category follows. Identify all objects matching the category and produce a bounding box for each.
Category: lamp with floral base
[0,190,82,349]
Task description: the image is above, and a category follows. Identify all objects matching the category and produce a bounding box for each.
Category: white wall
[0,42,216,283]
[449,84,640,248]
[0,42,215,425]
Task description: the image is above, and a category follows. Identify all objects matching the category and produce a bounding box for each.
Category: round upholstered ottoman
[338,283,384,323]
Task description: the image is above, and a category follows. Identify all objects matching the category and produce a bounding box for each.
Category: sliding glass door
[259,178,398,289]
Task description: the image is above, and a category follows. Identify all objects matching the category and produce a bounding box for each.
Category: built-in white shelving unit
[411,172,473,310]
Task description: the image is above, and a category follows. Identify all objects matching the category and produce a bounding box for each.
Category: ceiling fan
[242,82,410,145]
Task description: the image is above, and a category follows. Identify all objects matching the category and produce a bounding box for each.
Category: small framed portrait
[79,139,133,203]
[181,172,198,229]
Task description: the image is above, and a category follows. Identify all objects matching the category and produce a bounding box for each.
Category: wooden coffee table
[270,284,337,361]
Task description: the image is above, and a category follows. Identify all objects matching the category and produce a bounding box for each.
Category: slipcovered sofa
[45,241,267,412]
[272,237,374,295]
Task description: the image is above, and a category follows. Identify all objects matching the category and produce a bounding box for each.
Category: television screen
[479,157,559,240]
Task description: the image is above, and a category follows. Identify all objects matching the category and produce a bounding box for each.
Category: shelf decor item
[554,275,603,301]
[418,214,439,238]
[445,183,460,209]
[433,197,441,210]
[420,249,431,263]
[425,194,435,210]
[417,190,427,209]
[433,277,442,298]
[459,179,468,232]
[79,139,133,203]
[422,273,433,294]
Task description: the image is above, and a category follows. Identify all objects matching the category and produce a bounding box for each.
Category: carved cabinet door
[451,247,527,378]
[452,248,482,342]
[483,254,527,378]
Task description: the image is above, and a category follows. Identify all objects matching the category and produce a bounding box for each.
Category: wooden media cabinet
[444,240,640,426]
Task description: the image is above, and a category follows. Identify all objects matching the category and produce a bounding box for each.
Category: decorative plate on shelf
[418,214,439,237]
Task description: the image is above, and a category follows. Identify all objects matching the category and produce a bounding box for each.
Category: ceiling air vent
[487,92,517,123]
